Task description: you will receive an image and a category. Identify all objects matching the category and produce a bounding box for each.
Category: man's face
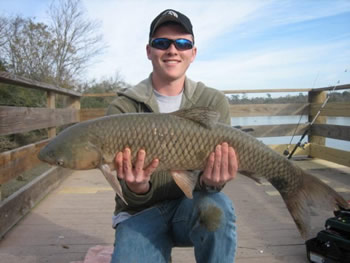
[147,24,197,82]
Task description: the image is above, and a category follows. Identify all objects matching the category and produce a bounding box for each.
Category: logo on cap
[163,10,178,18]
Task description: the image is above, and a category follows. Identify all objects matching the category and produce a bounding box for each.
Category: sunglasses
[150,38,194,51]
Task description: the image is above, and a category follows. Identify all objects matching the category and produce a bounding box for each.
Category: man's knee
[194,192,235,232]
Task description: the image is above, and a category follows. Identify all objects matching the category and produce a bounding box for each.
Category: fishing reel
[283,149,290,156]
[283,142,308,158]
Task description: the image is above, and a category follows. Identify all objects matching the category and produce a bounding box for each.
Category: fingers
[212,144,222,183]
[123,148,133,182]
[144,158,159,177]
[114,148,158,185]
[134,149,146,183]
[220,143,229,181]
[228,146,238,180]
[202,142,238,187]
[203,151,215,178]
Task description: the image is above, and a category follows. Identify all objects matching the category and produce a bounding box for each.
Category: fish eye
[56,160,64,166]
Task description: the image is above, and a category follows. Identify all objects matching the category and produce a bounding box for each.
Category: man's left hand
[201,142,238,188]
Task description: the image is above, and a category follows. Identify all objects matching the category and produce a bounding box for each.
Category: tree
[0,0,105,89]
[48,0,105,88]
[0,16,8,47]
[1,16,56,82]
[0,17,9,71]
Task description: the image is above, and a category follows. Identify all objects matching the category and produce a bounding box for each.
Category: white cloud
[189,40,350,91]
[82,0,350,91]
[84,0,274,83]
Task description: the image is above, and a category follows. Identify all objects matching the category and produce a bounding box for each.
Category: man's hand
[115,148,159,194]
[201,142,238,188]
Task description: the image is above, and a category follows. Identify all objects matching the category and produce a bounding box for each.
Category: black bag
[306,209,350,263]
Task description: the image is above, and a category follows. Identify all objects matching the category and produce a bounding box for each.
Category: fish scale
[38,107,349,239]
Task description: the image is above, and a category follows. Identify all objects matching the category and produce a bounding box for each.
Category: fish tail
[282,169,349,239]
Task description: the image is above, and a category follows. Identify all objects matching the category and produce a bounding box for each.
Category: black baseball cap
[149,9,194,39]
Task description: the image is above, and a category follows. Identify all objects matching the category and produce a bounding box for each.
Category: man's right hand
[115,148,159,194]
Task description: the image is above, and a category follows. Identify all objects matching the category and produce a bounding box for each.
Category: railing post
[67,96,81,123]
[308,90,327,146]
[47,91,56,138]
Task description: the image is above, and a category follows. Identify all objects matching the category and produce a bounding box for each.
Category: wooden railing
[0,71,349,239]
[224,86,350,166]
[0,71,81,238]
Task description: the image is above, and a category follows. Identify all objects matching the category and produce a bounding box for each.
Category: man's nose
[167,42,178,53]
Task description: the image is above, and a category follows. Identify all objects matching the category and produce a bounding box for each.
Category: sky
[1,0,350,94]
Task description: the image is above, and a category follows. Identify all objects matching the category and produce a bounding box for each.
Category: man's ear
[146,44,152,60]
[190,46,197,63]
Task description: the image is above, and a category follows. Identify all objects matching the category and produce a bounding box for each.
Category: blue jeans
[111,191,236,263]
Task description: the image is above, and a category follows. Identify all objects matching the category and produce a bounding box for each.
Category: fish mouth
[38,148,59,166]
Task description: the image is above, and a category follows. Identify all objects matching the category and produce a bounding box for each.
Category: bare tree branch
[48,0,105,88]
[0,0,105,88]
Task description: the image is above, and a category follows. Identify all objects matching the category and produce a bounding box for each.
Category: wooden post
[308,90,327,146]
[47,91,56,138]
[67,96,81,123]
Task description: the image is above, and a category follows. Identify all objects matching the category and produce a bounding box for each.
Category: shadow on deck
[0,158,349,263]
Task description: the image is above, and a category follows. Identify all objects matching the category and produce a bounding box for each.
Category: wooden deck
[0,158,349,263]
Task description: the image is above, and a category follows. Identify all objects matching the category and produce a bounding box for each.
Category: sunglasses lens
[151,38,193,50]
[174,39,193,50]
[151,38,171,50]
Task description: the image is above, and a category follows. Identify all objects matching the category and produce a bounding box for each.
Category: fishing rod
[284,69,348,159]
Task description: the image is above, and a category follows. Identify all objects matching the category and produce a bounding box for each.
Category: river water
[230,116,350,151]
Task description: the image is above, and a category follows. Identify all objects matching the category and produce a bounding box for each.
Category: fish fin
[171,107,219,129]
[171,171,198,199]
[277,169,349,240]
[99,164,128,205]
[239,170,262,184]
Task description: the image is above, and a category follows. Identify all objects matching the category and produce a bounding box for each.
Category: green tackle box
[306,208,350,263]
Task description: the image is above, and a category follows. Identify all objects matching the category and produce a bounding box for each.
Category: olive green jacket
[106,75,231,214]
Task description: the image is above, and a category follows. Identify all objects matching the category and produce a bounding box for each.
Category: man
[107,9,237,263]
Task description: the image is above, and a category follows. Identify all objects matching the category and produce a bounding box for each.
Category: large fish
[38,107,348,239]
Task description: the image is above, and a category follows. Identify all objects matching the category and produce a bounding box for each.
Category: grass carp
[38,107,349,239]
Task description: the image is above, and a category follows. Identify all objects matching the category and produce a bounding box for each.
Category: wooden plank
[0,166,71,239]
[0,139,50,184]
[234,124,308,138]
[312,83,350,92]
[80,108,106,121]
[67,96,81,123]
[222,84,350,94]
[311,124,350,141]
[83,93,116,97]
[0,106,79,135]
[229,103,309,117]
[310,102,350,117]
[309,90,327,146]
[223,88,311,94]
[0,71,81,97]
[310,143,350,167]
